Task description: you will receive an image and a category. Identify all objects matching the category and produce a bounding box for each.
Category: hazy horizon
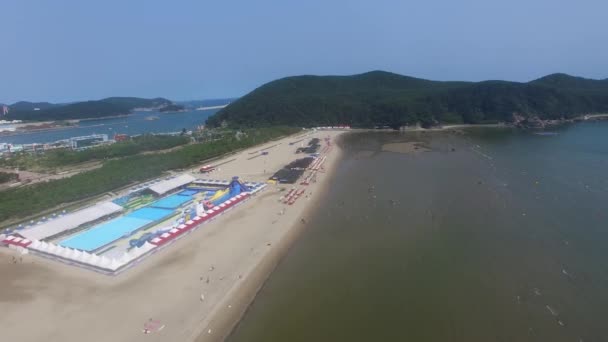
[2,0,607,103]
[1,96,237,106]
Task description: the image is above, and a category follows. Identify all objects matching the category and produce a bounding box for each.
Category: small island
[3,97,179,121]
[158,104,186,113]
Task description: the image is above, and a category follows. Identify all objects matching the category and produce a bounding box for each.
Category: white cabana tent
[147,174,196,196]
[109,259,122,270]
[20,201,123,241]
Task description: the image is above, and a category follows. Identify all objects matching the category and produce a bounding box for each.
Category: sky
[1,0,607,104]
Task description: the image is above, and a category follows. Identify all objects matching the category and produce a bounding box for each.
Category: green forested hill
[530,73,608,91]
[206,71,608,128]
[10,101,59,111]
[6,97,173,121]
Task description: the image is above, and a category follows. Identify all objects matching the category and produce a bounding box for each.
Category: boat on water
[144,116,160,121]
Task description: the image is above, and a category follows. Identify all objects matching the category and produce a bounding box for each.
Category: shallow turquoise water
[60,216,152,251]
[149,194,192,209]
[60,207,174,251]
[229,122,608,342]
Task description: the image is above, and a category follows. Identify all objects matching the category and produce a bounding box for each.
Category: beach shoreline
[193,136,344,342]
[0,130,345,342]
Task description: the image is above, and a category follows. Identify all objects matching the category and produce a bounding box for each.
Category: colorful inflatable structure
[4,177,267,275]
[128,227,172,248]
[205,176,251,208]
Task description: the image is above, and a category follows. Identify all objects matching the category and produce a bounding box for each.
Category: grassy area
[0,134,190,171]
[0,126,299,223]
[0,171,18,184]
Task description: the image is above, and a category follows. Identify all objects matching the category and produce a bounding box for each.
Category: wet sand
[381,141,430,153]
[0,130,344,342]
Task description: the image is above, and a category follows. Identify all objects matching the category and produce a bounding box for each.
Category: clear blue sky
[1,0,606,104]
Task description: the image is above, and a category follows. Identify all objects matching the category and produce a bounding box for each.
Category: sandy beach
[0,130,345,342]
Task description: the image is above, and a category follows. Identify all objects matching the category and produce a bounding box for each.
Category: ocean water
[0,108,221,145]
[229,122,608,342]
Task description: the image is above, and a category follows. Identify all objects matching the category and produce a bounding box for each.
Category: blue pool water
[150,194,192,209]
[59,207,174,251]
[189,187,224,192]
[127,207,174,221]
[178,189,199,196]
[60,216,152,251]
[112,196,130,206]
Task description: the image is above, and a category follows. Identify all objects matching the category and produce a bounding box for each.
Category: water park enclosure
[2,175,267,275]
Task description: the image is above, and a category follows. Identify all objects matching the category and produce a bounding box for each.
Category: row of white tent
[20,201,123,241]
[195,179,231,186]
[148,174,196,195]
[28,240,156,272]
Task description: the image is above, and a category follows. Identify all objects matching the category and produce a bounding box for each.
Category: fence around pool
[59,193,196,252]
[2,181,267,275]
[1,183,266,275]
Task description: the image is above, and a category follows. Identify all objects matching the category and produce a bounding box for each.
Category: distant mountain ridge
[10,101,59,111]
[206,71,608,128]
[4,97,173,121]
[530,73,608,90]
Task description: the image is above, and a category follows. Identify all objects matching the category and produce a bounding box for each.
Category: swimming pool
[150,194,192,209]
[59,207,174,251]
[128,207,175,221]
[178,189,198,196]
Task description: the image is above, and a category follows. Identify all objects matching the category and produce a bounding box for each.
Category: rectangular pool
[60,216,151,252]
[150,194,192,209]
[127,207,174,221]
[178,189,199,196]
[59,207,174,251]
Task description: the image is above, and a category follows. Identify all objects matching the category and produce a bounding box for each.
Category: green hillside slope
[207,71,608,128]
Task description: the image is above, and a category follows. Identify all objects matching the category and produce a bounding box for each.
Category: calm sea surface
[229,122,608,342]
[0,108,221,144]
